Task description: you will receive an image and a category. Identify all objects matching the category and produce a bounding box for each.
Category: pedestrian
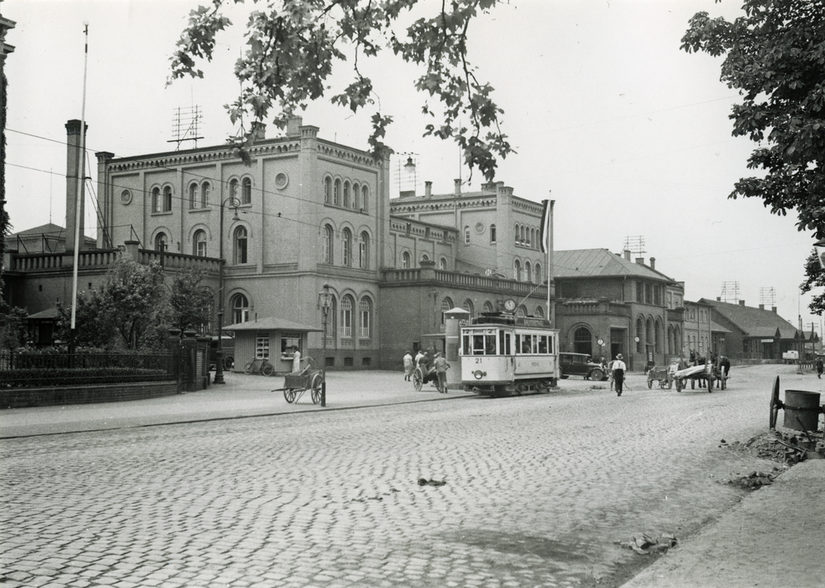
[291,346,302,373]
[403,351,414,381]
[414,349,424,368]
[433,352,450,393]
[816,356,823,379]
[607,357,615,391]
[612,353,627,396]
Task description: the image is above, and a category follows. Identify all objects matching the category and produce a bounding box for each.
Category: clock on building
[504,298,516,312]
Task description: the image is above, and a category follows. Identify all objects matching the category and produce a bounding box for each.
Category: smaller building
[223,316,322,374]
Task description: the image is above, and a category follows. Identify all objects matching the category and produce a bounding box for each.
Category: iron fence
[0,350,174,373]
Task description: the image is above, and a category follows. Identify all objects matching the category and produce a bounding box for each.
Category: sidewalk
[0,370,473,438]
[623,456,825,587]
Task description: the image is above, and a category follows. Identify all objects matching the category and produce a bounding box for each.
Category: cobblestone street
[1,365,818,587]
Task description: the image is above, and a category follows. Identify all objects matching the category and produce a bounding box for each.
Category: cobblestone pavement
[0,365,816,587]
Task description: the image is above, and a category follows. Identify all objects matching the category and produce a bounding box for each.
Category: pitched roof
[554,249,673,281]
[699,298,798,339]
[223,316,322,332]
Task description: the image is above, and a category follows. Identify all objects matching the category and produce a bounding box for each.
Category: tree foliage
[800,249,825,315]
[682,0,825,238]
[169,0,512,181]
[169,267,214,334]
[56,291,114,349]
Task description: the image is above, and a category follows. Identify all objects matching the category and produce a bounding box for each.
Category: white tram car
[460,313,559,395]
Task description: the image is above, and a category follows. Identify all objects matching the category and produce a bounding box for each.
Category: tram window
[538,335,548,354]
[520,336,531,354]
[531,335,539,353]
[473,334,495,355]
[462,334,470,354]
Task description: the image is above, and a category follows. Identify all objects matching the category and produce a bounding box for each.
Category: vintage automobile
[559,352,607,381]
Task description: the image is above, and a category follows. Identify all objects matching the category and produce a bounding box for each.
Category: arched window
[229,178,239,202]
[341,295,354,338]
[193,229,207,257]
[490,224,497,243]
[535,305,545,318]
[152,187,161,213]
[516,305,527,317]
[333,179,341,206]
[483,301,494,313]
[646,317,654,355]
[231,293,249,324]
[441,297,453,327]
[636,317,644,353]
[514,259,521,281]
[359,232,369,269]
[343,181,351,208]
[421,253,430,263]
[359,297,372,338]
[154,232,167,251]
[439,256,447,270]
[401,251,411,269]
[463,299,474,318]
[535,263,542,285]
[525,261,532,283]
[241,177,252,205]
[322,224,334,264]
[200,181,210,208]
[574,326,592,355]
[655,320,663,354]
[352,183,360,209]
[327,295,338,341]
[361,185,369,212]
[189,183,198,209]
[514,223,520,244]
[163,186,173,212]
[342,228,353,267]
[324,177,332,204]
[233,226,248,264]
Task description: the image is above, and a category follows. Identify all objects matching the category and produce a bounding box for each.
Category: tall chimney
[635,257,644,265]
[772,306,777,313]
[624,249,631,261]
[759,304,764,310]
[649,257,656,270]
[425,181,432,197]
[286,116,303,136]
[739,300,745,306]
[65,119,87,253]
[454,179,462,195]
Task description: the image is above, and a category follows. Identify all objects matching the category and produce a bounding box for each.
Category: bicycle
[243,358,275,376]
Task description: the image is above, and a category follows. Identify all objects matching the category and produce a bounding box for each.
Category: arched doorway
[573,326,592,356]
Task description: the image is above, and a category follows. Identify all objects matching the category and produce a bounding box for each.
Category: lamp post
[318,283,331,407]
[213,197,240,385]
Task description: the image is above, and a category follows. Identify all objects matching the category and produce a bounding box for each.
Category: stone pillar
[444,307,471,389]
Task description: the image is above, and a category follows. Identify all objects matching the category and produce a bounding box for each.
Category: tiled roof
[554,249,672,281]
[699,298,798,339]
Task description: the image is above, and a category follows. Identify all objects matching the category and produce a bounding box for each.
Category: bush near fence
[0,367,169,388]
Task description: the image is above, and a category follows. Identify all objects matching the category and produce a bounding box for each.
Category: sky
[3,0,823,333]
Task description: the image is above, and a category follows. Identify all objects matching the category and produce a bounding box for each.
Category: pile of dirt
[719,430,816,465]
[726,470,778,491]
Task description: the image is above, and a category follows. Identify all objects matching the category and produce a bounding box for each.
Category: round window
[120,190,132,205]
[275,172,289,189]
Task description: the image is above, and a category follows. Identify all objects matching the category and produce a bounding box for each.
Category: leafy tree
[169,267,214,334]
[800,250,825,315]
[169,0,512,181]
[56,292,115,349]
[681,1,825,237]
[0,299,26,350]
[98,259,168,349]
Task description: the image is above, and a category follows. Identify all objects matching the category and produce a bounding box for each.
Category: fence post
[167,328,182,391]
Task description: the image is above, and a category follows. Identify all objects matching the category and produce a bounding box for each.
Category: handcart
[272,369,324,404]
[672,363,713,392]
[646,365,673,389]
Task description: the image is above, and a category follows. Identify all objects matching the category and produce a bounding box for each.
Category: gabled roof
[9,223,65,238]
[223,316,322,332]
[699,298,798,340]
[554,249,673,281]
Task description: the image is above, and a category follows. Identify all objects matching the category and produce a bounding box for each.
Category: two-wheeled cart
[672,363,713,392]
[272,369,324,404]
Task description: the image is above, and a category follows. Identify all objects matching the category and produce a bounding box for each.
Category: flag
[540,199,551,254]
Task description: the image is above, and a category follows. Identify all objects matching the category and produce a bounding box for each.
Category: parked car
[559,352,607,381]
[208,335,235,371]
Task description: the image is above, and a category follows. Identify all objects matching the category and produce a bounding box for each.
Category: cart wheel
[647,376,653,389]
[590,368,605,382]
[284,389,296,403]
[412,368,423,392]
[675,379,683,392]
[310,374,323,404]
[665,380,672,390]
[769,375,780,430]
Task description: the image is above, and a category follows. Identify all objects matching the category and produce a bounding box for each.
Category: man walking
[403,351,414,381]
[612,353,627,396]
[433,352,450,393]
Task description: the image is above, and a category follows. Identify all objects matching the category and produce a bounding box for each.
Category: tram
[459,309,559,396]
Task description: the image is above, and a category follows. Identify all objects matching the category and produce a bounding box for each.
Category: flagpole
[70,23,89,331]
[548,199,555,327]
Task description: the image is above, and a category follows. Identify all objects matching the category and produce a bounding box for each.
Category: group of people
[402,349,450,393]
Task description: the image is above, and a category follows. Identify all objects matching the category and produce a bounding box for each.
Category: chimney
[250,121,266,141]
[649,257,656,270]
[624,249,631,261]
[717,297,721,301]
[65,119,87,253]
[425,181,432,197]
[635,257,644,265]
[286,116,303,137]
[759,304,764,310]
[739,300,745,306]
[454,179,462,195]
[772,306,777,313]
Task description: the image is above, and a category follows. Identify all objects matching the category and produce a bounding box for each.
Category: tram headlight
[473,369,487,380]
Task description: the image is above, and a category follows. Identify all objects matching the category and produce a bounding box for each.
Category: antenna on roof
[622,235,646,257]
[720,281,740,303]
[759,287,776,308]
[167,105,204,150]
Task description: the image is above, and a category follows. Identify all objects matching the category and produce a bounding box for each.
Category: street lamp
[318,282,331,407]
[213,196,240,385]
